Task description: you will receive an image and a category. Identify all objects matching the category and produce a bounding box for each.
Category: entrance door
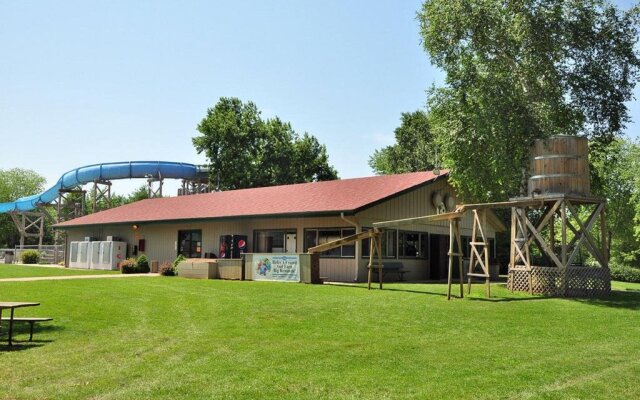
[429,235,441,280]
[430,234,450,280]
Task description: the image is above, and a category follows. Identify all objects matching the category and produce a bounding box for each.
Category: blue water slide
[0,161,207,213]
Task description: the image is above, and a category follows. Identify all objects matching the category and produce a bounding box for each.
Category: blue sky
[0,1,637,197]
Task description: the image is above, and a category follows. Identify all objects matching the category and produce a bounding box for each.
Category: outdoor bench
[0,317,53,341]
[370,262,407,282]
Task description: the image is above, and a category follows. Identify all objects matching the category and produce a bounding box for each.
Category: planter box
[217,259,244,280]
[176,261,218,279]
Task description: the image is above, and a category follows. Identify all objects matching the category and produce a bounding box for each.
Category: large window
[399,231,429,259]
[304,228,355,258]
[178,230,202,258]
[254,230,297,253]
[362,229,397,259]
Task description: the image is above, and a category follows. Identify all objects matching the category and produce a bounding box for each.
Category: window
[178,230,202,258]
[304,228,355,258]
[254,230,297,253]
[399,231,429,259]
[362,229,397,259]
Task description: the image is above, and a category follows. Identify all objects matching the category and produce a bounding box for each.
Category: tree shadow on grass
[325,282,640,308]
[325,281,487,298]
[568,289,640,310]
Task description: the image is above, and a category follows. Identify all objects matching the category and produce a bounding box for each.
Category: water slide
[0,161,207,213]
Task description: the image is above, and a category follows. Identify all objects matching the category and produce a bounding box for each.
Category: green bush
[173,254,186,269]
[610,263,640,283]
[136,254,150,273]
[159,261,176,276]
[21,250,41,264]
[120,258,138,274]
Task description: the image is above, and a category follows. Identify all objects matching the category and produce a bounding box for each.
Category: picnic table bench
[1,317,53,342]
[0,302,52,345]
[369,262,407,282]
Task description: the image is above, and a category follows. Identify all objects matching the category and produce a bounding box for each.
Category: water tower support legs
[507,197,609,296]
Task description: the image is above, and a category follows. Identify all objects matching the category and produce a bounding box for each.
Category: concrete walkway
[0,273,160,282]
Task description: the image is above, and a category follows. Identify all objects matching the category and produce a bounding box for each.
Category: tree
[0,168,46,247]
[369,110,437,175]
[419,0,640,202]
[589,139,640,265]
[127,185,152,203]
[193,97,338,190]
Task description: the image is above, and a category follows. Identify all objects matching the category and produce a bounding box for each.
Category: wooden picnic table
[0,302,40,346]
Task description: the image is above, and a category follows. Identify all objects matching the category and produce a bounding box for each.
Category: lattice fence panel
[565,266,611,297]
[508,266,610,297]
[531,267,563,296]
[508,267,532,293]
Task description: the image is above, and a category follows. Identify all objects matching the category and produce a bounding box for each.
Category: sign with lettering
[252,254,300,282]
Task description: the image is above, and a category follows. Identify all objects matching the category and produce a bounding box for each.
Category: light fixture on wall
[132,224,139,230]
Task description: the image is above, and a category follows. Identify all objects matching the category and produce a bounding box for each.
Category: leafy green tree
[419,0,640,202]
[127,185,152,203]
[369,110,437,174]
[578,138,640,266]
[0,168,46,247]
[193,97,338,190]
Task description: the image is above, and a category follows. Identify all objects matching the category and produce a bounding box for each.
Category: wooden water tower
[507,135,610,296]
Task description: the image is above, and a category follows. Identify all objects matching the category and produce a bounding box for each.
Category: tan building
[55,171,503,282]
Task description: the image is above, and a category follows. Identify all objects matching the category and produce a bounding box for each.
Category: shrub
[21,250,41,264]
[173,254,186,270]
[136,254,150,273]
[120,258,138,274]
[610,263,640,283]
[159,261,176,276]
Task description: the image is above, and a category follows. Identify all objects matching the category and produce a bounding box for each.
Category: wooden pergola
[307,194,610,299]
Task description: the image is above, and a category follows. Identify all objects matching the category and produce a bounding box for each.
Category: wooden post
[561,202,567,267]
[367,234,374,290]
[447,218,465,300]
[376,232,383,290]
[508,207,516,292]
[456,220,464,298]
[467,210,478,295]
[549,210,555,256]
[447,220,454,300]
[600,206,609,265]
[482,210,490,298]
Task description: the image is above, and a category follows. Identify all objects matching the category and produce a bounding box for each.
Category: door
[429,235,441,280]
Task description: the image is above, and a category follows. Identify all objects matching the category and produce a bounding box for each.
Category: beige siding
[60,177,499,283]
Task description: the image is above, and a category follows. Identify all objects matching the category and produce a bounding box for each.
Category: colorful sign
[253,254,300,282]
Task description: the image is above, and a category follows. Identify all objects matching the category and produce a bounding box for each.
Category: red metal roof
[55,170,448,227]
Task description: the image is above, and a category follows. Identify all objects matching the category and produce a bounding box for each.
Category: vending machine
[219,235,248,259]
[69,241,90,269]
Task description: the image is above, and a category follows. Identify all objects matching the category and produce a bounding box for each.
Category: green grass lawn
[1,278,639,399]
[0,263,119,278]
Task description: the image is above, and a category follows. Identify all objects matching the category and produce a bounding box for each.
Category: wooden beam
[458,199,545,211]
[566,202,606,266]
[308,229,379,254]
[373,211,463,229]
[600,206,609,265]
[524,217,564,269]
